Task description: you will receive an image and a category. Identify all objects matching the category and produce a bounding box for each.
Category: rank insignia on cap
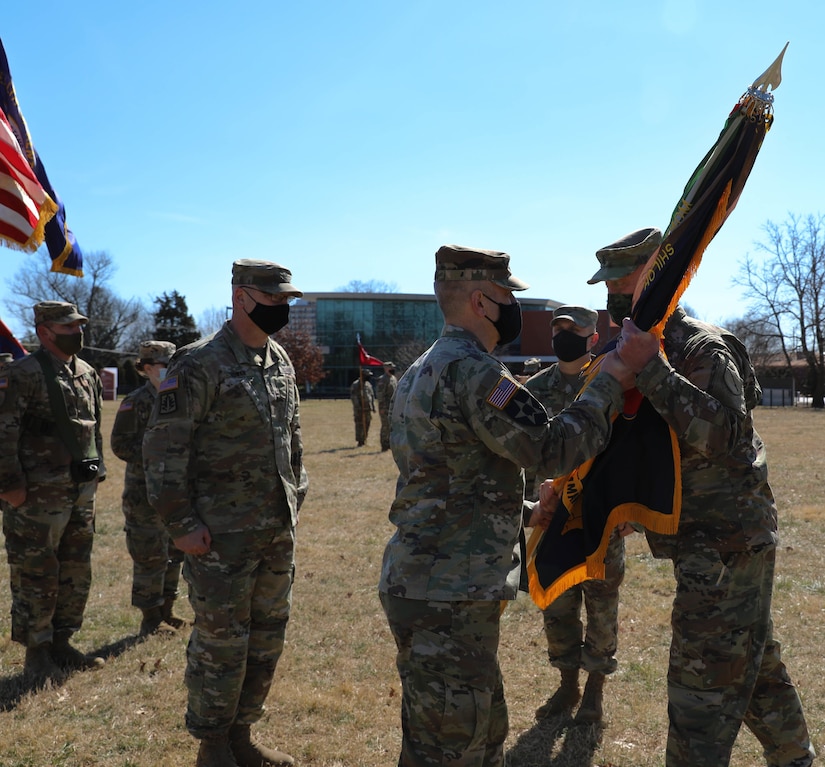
[487,376,519,410]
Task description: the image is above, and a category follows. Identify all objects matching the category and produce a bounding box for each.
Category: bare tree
[6,250,146,368]
[336,279,398,293]
[198,305,230,336]
[734,213,825,407]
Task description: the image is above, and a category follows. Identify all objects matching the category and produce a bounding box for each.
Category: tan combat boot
[196,733,239,767]
[229,723,293,767]
[24,643,63,685]
[535,667,581,719]
[139,606,165,636]
[51,632,105,671]
[575,671,606,724]
[161,596,187,629]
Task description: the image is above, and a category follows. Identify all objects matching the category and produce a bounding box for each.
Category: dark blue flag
[0,38,83,276]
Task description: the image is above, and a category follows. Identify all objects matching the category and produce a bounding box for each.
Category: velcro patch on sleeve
[159,375,179,392]
[159,392,178,415]
[117,400,134,412]
[486,376,518,410]
[487,376,549,427]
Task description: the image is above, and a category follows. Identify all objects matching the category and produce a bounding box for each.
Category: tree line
[6,215,825,404]
[733,213,825,408]
[4,250,325,393]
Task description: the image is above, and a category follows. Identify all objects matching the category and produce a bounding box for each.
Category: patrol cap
[522,357,541,374]
[232,259,303,297]
[33,300,88,326]
[552,305,599,328]
[0,353,13,363]
[138,340,176,366]
[587,227,663,284]
[434,244,529,291]
[383,360,396,369]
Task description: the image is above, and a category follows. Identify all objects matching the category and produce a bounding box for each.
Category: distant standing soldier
[110,340,186,637]
[375,360,397,451]
[0,301,105,684]
[525,305,625,724]
[144,259,308,767]
[350,370,375,446]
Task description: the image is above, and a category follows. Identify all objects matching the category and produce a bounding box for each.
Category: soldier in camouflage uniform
[525,304,627,724]
[350,370,375,446]
[375,360,397,451]
[602,227,815,767]
[110,340,185,636]
[378,244,644,767]
[144,260,308,767]
[0,301,105,684]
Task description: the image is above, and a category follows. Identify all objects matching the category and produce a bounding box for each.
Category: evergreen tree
[153,290,200,348]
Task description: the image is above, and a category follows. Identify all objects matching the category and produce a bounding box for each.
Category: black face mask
[607,293,634,326]
[552,329,592,363]
[53,330,84,356]
[245,291,290,335]
[482,294,522,346]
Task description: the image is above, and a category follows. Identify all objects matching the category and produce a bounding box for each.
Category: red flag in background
[0,317,27,359]
[357,334,383,366]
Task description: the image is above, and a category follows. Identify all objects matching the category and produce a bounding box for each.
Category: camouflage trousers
[183,523,295,739]
[2,480,96,647]
[123,500,183,609]
[378,409,391,451]
[665,544,814,767]
[353,408,371,444]
[380,593,508,767]
[542,530,625,674]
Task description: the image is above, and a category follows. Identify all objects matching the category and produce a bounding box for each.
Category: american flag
[486,376,518,409]
[0,38,83,275]
[0,108,55,252]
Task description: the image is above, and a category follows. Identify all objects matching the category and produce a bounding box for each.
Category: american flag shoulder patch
[117,400,134,412]
[0,377,8,390]
[486,376,519,410]
[159,375,179,392]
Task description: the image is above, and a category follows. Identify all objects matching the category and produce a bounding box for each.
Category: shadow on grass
[507,713,604,767]
[0,632,144,712]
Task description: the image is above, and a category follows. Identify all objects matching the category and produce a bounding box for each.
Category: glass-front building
[291,292,562,396]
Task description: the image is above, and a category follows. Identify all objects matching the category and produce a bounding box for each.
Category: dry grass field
[0,399,823,766]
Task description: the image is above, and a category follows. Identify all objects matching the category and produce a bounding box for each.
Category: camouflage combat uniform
[379,325,623,767]
[143,321,308,739]
[638,307,814,767]
[0,348,104,648]
[110,380,183,612]
[350,376,375,445]
[525,362,625,677]
[375,369,397,451]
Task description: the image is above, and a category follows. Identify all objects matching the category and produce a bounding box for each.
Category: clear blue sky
[0,1,821,338]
